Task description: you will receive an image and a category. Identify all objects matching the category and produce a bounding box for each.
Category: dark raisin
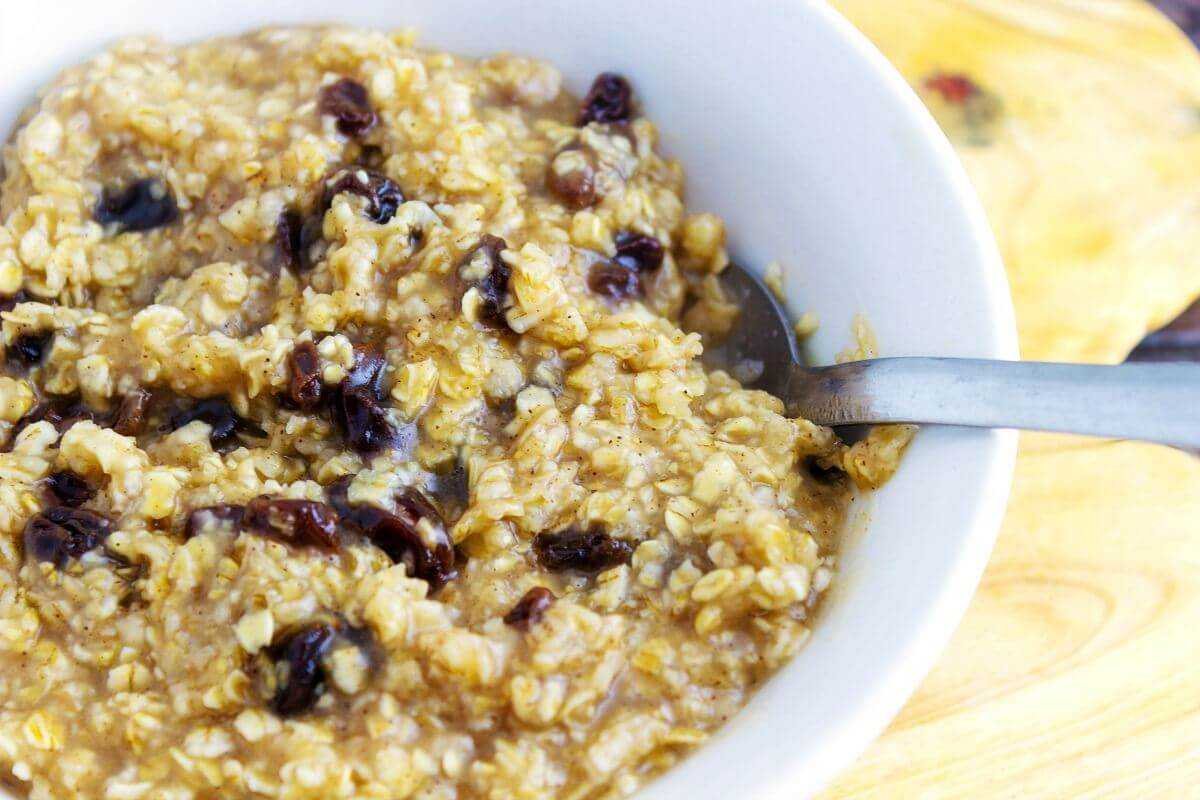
[24,518,81,566]
[288,341,325,411]
[343,346,388,398]
[323,168,404,225]
[396,488,442,528]
[95,178,178,234]
[111,389,152,436]
[324,475,355,518]
[458,235,511,328]
[44,470,96,507]
[357,144,386,168]
[335,388,395,453]
[244,496,339,549]
[183,504,245,539]
[430,459,470,521]
[802,455,846,485]
[277,209,303,268]
[171,400,237,443]
[577,73,634,126]
[330,346,395,453]
[925,73,980,105]
[0,291,30,315]
[336,485,456,590]
[613,232,664,273]
[503,586,555,630]
[24,507,113,567]
[588,261,642,300]
[43,507,113,537]
[389,488,457,588]
[15,394,95,438]
[546,148,597,209]
[270,623,336,716]
[52,400,96,431]
[7,330,52,367]
[319,78,377,137]
[170,399,266,452]
[277,209,323,272]
[533,526,633,573]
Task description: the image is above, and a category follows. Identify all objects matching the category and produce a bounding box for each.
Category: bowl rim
[808,0,1024,788]
[639,3,1019,798]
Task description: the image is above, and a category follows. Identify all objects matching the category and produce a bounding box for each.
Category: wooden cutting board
[822,1,1200,796]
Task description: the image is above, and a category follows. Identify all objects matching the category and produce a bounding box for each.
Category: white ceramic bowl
[0,1,1018,797]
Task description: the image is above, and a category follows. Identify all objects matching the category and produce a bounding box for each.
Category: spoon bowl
[710,262,1200,450]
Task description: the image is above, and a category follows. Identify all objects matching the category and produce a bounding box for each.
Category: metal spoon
[704,263,1200,450]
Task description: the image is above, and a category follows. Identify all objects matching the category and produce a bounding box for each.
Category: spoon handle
[787,358,1200,449]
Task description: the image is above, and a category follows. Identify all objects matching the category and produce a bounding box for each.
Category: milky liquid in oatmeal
[0,27,908,800]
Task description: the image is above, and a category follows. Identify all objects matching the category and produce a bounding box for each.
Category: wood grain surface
[820,1,1200,797]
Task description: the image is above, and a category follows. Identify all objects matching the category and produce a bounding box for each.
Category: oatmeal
[0,27,906,800]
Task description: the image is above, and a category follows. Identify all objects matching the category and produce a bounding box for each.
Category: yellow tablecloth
[822,1,1200,796]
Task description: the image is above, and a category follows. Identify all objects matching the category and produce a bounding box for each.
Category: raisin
[458,235,511,328]
[546,148,597,209]
[925,73,980,105]
[24,519,82,566]
[356,144,386,168]
[277,209,303,268]
[7,330,52,367]
[533,526,633,573]
[24,507,113,567]
[0,290,29,315]
[577,73,634,126]
[44,470,96,507]
[613,232,664,273]
[322,168,404,225]
[183,504,245,539]
[288,341,325,411]
[342,346,388,397]
[802,455,846,485]
[395,488,443,529]
[44,507,112,537]
[338,389,396,452]
[503,586,555,630]
[330,346,395,453]
[170,399,266,452]
[386,488,457,588]
[588,261,642,300]
[15,394,95,439]
[324,475,356,518]
[95,178,178,234]
[333,482,456,590]
[243,496,339,549]
[319,78,377,137]
[270,623,336,716]
[111,389,152,436]
[44,397,95,430]
[277,209,323,272]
